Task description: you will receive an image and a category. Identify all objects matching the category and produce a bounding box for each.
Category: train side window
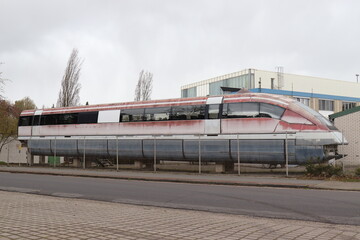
[58,113,79,125]
[171,105,205,120]
[144,107,171,121]
[120,108,144,122]
[19,116,33,126]
[207,104,220,119]
[259,103,285,119]
[78,112,98,124]
[40,114,58,125]
[171,106,187,120]
[121,113,130,122]
[189,105,205,119]
[226,102,260,118]
[33,115,41,126]
[222,104,228,118]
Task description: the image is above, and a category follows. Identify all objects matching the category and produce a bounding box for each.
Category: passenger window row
[18,102,285,126]
[120,105,206,122]
[222,102,285,119]
[18,112,100,126]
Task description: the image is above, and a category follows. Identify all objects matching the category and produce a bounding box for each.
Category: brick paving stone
[0,190,360,240]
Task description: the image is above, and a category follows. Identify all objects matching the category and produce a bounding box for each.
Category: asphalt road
[1,172,359,226]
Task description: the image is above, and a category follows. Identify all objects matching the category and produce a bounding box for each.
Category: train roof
[20,92,296,116]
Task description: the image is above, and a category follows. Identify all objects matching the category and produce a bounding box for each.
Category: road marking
[51,192,83,198]
[0,186,40,193]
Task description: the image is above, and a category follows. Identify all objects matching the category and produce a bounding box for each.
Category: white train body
[18,92,346,164]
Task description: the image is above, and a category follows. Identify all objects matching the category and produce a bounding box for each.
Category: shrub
[0,161,7,165]
[355,167,360,177]
[305,163,342,178]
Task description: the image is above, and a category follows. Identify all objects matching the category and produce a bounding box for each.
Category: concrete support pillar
[26,151,34,166]
[85,158,92,168]
[215,162,234,173]
[72,158,81,167]
[39,156,45,165]
[215,163,225,173]
[311,98,319,111]
[334,100,342,113]
[134,160,145,169]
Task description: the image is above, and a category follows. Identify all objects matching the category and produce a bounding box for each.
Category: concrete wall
[334,111,360,168]
[0,140,28,164]
[0,140,65,165]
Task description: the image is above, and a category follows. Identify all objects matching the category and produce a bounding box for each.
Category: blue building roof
[249,88,360,102]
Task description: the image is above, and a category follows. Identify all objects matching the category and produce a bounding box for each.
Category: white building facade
[181,68,360,117]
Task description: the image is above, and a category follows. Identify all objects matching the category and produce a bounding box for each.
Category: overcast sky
[1,0,359,108]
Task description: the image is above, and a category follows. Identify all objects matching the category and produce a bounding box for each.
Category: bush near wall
[355,168,360,176]
[305,163,343,178]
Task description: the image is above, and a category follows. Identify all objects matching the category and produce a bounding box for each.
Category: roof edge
[329,106,360,120]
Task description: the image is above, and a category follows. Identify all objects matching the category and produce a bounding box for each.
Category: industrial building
[181,68,360,117]
[329,107,360,170]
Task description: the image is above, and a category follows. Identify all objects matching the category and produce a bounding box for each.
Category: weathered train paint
[18,92,347,164]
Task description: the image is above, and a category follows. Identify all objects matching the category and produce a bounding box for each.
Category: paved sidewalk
[1,166,360,191]
[1,190,359,240]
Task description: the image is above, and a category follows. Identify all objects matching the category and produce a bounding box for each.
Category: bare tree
[57,49,83,107]
[134,70,153,101]
[0,100,17,153]
[0,63,5,99]
[0,75,4,100]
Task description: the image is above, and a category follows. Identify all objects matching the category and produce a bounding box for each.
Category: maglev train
[18,91,346,165]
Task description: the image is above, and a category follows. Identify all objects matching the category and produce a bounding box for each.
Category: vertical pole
[83,137,86,169]
[7,145,10,166]
[154,136,157,172]
[54,136,56,168]
[342,130,345,172]
[285,132,289,177]
[341,130,344,158]
[258,77,262,92]
[116,136,119,171]
[237,135,240,176]
[198,135,201,174]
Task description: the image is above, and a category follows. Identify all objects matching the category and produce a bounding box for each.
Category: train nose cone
[332,131,348,145]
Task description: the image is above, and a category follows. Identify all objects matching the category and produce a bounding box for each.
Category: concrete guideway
[1,166,360,191]
[1,190,360,240]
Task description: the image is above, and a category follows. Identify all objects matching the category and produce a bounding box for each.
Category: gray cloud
[1,0,359,107]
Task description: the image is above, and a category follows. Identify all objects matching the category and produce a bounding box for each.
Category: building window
[295,97,310,106]
[181,87,197,98]
[342,102,356,111]
[319,100,334,111]
[181,89,188,98]
[209,74,251,96]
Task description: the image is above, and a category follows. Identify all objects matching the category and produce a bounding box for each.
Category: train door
[205,97,223,135]
[31,110,43,136]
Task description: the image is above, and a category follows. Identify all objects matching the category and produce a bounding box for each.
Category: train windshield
[295,102,338,130]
